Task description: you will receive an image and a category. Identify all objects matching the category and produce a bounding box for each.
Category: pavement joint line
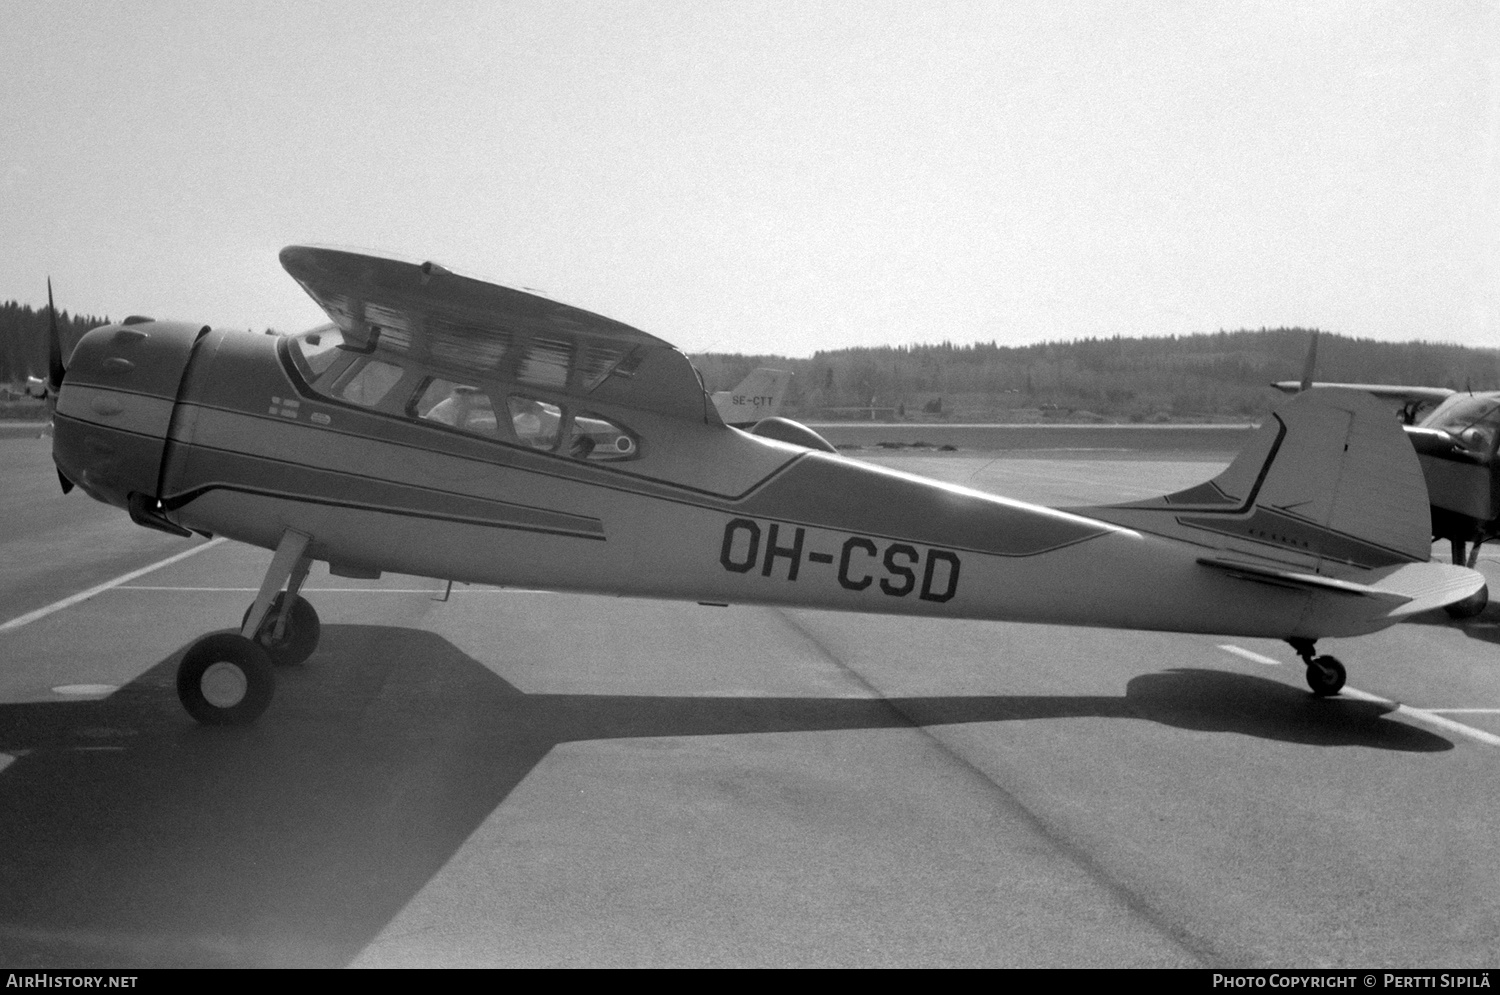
[0,537,228,634]
[1337,686,1500,747]
[772,607,1217,965]
[1217,644,1283,666]
[1424,708,1500,714]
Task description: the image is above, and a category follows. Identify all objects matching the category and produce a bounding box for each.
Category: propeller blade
[1298,329,1319,392]
[47,277,65,393]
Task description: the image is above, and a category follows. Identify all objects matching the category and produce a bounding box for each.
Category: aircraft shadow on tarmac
[1401,603,1500,646]
[0,624,1450,968]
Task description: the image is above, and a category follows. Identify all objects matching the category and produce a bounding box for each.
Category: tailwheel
[1305,655,1346,697]
[243,593,320,666]
[177,633,275,725]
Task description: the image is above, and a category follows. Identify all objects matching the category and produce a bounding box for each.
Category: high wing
[279,246,718,423]
[1269,330,1454,420]
[1270,380,1456,405]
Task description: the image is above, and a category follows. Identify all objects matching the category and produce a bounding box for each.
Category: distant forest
[0,301,112,389]
[3,300,1497,422]
[692,329,1500,422]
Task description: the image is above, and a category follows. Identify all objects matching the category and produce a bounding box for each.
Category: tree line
[0,301,112,386]
[3,303,1496,422]
[692,328,1500,422]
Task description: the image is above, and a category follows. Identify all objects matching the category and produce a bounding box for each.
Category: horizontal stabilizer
[1197,555,1484,619]
[1196,556,1409,605]
[1361,561,1488,618]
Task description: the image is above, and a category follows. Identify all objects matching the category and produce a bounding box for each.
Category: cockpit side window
[331,357,406,408]
[1431,397,1500,458]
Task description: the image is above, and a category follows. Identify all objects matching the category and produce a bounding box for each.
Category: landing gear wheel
[242,593,320,666]
[1444,583,1488,620]
[1305,655,1347,697]
[177,633,275,725]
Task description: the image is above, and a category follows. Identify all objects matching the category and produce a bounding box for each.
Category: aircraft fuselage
[53,321,1411,641]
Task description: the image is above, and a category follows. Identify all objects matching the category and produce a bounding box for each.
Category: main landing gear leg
[1444,539,1489,619]
[1288,637,1346,697]
[241,536,320,666]
[176,530,321,726]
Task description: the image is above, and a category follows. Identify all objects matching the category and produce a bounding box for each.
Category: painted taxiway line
[0,538,228,635]
[1423,708,1500,715]
[1337,687,1500,747]
[1217,644,1500,747]
[1216,644,1283,666]
[113,585,554,594]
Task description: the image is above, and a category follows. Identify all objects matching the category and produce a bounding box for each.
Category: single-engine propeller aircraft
[1274,331,1499,617]
[40,248,1483,725]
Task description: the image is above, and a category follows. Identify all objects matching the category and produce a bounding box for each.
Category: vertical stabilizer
[1073,389,1432,572]
[712,369,793,426]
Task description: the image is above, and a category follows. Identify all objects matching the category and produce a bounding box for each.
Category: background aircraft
[1274,330,1498,617]
[38,248,1482,725]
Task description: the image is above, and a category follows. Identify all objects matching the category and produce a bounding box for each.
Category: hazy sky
[3,1,1495,354]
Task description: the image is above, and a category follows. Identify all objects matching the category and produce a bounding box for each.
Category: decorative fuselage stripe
[730,456,1114,558]
[175,397,1115,559]
[164,445,606,540]
[1176,506,1418,568]
[1127,415,1287,514]
[182,397,805,506]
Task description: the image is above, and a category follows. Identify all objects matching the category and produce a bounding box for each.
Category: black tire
[177,633,275,725]
[1305,655,1347,697]
[1443,583,1488,620]
[242,593,321,666]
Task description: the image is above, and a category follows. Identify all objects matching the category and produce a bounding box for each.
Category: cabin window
[285,327,642,461]
[414,379,500,438]
[507,396,563,450]
[1432,397,1500,458]
[565,412,639,461]
[333,357,405,408]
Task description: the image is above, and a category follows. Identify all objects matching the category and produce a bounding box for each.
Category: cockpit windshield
[1425,396,1500,458]
[288,324,345,377]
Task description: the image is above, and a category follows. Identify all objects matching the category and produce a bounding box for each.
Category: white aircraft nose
[52,319,208,513]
